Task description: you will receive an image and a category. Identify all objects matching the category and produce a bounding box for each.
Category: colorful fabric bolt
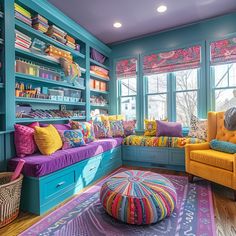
[100,170,177,225]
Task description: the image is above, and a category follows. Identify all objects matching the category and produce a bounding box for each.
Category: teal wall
[110,13,236,130]
[1,2,236,171]
[0,0,111,171]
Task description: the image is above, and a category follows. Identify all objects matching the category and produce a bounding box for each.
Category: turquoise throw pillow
[58,129,86,150]
[210,139,236,154]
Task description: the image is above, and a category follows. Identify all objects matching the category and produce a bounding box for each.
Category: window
[143,45,201,127]
[116,58,137,120]
[210,37,236,111]
[120,77,137,120]
[212,63,236,111]
[175,69,198,127]
[146,73,168,120]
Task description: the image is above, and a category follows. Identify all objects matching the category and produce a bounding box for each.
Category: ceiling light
[113,22,122,28]
[157,5,167,13]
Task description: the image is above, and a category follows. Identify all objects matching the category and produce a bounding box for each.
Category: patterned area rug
[20,168,216,236]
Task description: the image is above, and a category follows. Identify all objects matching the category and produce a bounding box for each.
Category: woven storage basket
[0,172,23,228]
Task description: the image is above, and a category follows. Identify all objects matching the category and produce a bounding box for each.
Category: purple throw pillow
[40,123,71,131]
[156,120,183,137]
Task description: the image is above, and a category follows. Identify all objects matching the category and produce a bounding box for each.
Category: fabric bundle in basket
[0,173,23,228]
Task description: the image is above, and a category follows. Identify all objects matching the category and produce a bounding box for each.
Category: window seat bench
[8,138,123,215]
[122,135,205,171]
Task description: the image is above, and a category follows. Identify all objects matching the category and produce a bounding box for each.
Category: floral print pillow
[93,121,112,139]
[123,120,136,137]
[144,119,157,136]
[110,120,124,137]
[58,129,86,150]
[69,120,95,143]
[188,115,207,140]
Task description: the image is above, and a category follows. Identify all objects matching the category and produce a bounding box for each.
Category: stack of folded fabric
[90,65,110,80]
[46,25,67,44]
[15,30,32,50]
[14,3,32,26]
[66,35,76,49]
[32,14,49,33]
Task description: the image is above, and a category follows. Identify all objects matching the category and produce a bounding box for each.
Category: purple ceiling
[48,0,236,44]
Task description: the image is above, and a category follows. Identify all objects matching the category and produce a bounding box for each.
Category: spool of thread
[11,159,25,181]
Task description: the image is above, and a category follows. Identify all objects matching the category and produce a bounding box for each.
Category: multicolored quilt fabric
[100,170,177,225]
[123,135,205,148]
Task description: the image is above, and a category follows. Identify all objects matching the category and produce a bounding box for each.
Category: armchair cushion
[190,149,234,172]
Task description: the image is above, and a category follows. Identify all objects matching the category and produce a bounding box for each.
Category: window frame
[144,73,170,120]
[210,62,236,111]
[115,56,139,123]
[144,69,200,127]
[118,77,137,120]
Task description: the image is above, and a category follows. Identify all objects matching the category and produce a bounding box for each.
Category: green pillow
[210,139,236,154]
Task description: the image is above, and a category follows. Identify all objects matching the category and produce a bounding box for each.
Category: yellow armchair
[185,112,236,199]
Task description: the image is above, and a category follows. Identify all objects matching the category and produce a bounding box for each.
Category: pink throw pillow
[14,122,39,157]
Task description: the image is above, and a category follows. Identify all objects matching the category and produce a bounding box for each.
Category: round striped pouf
[100,170,177,225]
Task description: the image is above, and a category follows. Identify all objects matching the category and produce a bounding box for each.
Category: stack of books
[14,3,32,26]
[32,14,49,33]
[15,30,32,50]
[66,35,76,49]
[46,25,67,44]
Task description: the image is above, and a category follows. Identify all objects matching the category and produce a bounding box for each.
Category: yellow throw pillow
[116,114,125,121]
[108,115,117,121]
[102,114,125,121]
[100,115,111,130]
[144,119,157,136]
[34,125,62,155]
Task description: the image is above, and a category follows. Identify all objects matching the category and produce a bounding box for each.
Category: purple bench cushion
[8,138,123,178]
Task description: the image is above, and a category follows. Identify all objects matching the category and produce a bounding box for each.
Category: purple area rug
[20,168,216,236]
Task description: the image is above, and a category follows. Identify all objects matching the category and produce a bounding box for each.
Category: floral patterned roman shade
[143,45,201,75]
[210,37,236,65]
[116,58,137,79]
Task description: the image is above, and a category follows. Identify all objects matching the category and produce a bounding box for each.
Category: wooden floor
[1,166,236,236]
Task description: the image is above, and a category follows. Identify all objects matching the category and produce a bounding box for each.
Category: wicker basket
[0,172,23,228]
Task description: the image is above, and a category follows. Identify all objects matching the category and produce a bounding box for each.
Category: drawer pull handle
[89,166,96,171]
[110,157,114,160]
[57,181,65,187]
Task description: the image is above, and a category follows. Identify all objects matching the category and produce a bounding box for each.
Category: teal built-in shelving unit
[0,0,111,170]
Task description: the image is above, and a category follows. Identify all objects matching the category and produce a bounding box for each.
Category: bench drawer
[42,170,76,200]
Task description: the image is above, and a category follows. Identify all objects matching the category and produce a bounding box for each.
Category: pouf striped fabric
[100,170,177,225]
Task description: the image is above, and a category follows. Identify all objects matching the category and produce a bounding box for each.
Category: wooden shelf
[90,58,109,70]
[0,83,4,88]
[15,97,86,106]
[15,19,85,59]
[91,104,109,109]
[90,72,110,82]
[15,73,85,90]
[90,89,109,94]
[16,116,86,123]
